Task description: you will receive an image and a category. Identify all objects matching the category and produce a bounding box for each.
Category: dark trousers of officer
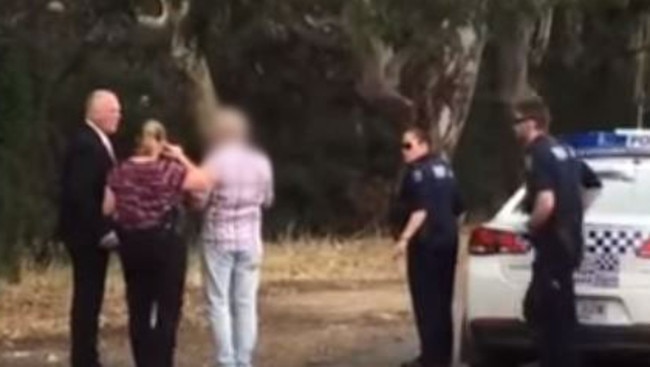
[118,228,187,367]
[407,241,458,367]
[66,236,110,367]
[524,262,580,367]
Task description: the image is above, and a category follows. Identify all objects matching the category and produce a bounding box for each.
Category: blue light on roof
[561,130,650,158]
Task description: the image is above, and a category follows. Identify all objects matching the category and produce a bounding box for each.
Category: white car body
[464,132,650,366]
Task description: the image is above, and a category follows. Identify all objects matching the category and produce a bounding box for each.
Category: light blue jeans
[202,245,262,367]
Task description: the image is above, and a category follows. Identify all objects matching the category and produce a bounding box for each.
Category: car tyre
[461,317,520,367]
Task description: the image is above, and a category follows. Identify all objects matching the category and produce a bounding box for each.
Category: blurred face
[88,92,122,135]
[213,109,249,145]
[512,112,536,145]
[401,131,430,163]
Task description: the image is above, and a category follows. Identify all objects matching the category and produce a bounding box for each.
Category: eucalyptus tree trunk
[632,11,650,128]
[136,0,218,141]
[491,6,555,198]
[496,8,554,105]
[349,21,487,155]
[420,25,487,155]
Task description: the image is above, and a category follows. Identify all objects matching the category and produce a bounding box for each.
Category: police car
[463,129,650,366]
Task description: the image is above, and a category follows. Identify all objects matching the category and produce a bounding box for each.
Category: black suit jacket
[58,124,114,243]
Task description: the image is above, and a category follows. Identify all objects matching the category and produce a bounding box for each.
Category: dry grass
[263,235,396,283]
[0,236,397,345]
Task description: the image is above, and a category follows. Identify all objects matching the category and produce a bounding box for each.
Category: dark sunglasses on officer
[511,114,533,126]
[401,142,414,151]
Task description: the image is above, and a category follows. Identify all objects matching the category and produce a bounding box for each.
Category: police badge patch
[412,169,423,182]
[551,146,569,161]
[432,165,446,179]
[566,146,577,158]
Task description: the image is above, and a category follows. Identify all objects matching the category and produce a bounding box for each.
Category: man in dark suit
[59,89,121,367]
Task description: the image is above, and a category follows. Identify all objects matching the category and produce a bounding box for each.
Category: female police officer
[392,126,464,367]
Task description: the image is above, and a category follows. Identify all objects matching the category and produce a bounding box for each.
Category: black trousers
[117,228,187,367]
[407,242,458,367]
[524,264,580,367]
[65,236,110,367]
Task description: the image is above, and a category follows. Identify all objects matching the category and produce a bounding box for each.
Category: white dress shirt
[86,119,116,163]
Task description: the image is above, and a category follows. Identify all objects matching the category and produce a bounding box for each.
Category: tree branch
[136,0,170,29]
[286,22,343,49]
[530,7,554,66]
[303,14,340,32]
[355,37,415,123]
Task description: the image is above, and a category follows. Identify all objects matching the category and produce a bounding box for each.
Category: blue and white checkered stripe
[576,226,648,288]
[576,226,650,288]
[584,226,646,255]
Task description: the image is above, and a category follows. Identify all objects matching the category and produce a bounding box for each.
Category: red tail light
[469,227,530,255]
[637,238,650,258]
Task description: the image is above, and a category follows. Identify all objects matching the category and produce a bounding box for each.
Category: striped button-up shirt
[201,143,274,251]
[108,158,187,230]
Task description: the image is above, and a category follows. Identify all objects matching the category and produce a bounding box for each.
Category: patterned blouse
[201,143,274,251]
[108,158,187,230]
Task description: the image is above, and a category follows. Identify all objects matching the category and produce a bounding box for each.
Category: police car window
[513,168,649,215]
[588,168,650,216]
[596,170,635,182]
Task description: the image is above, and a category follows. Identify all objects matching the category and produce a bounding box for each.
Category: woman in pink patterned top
[104,120,212,367]
[201,108,274,367]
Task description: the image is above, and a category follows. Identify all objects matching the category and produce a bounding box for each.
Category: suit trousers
[66,236,110,367]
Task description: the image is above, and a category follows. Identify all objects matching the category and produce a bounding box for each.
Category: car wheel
[461,323,520,367]
[460,315,522,367]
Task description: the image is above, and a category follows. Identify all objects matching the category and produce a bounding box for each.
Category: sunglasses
[512,115,531,126]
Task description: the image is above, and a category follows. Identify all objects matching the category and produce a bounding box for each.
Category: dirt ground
[0,237,436,367]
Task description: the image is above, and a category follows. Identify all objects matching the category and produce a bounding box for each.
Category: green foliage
[0,45,37,279]
[346,0,484,52]
[489,0,555,14]
[211,17,399,233]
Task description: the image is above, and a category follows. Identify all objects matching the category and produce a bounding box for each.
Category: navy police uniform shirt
[398,154,464,249]
[523,135,602,271]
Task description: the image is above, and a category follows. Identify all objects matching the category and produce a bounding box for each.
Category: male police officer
[512,98,602,367]
[393,127,464,367]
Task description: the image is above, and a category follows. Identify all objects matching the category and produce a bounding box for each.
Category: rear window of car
[588,168,650,216]
[512,162,650,216]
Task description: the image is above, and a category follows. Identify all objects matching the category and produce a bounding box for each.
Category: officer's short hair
[404,126,431,146]
[512,98,551,130]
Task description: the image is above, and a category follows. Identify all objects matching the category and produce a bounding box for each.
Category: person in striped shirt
[200,107,274,367]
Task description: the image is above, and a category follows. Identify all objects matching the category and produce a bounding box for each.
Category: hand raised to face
[162,143,185,160]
